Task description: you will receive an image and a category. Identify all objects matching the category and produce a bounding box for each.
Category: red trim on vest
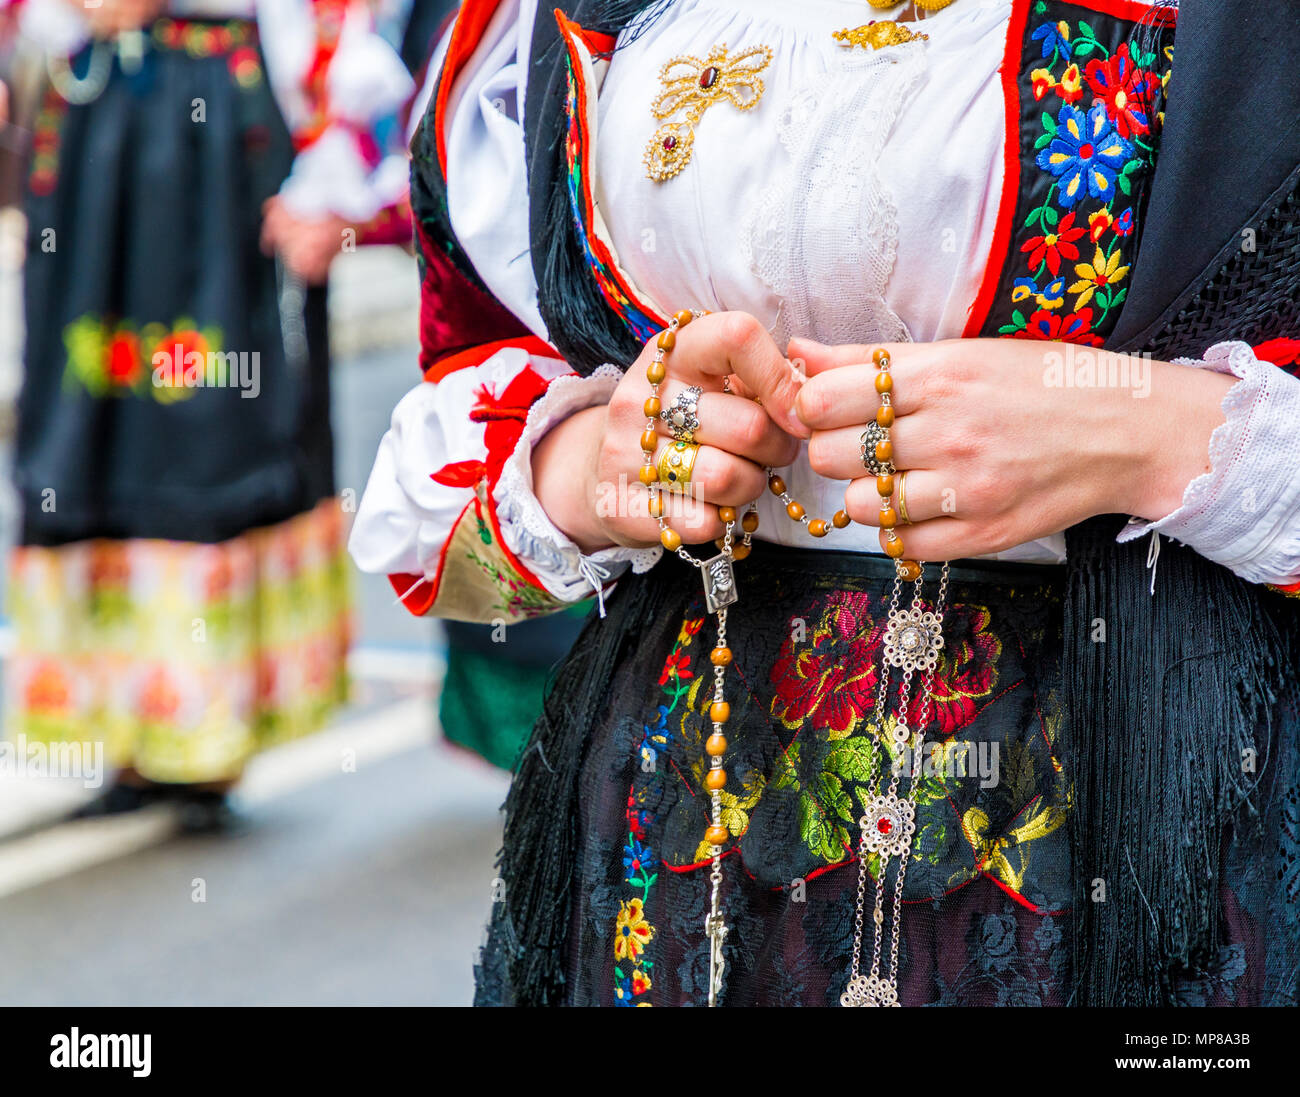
[434,0,508,175]
[423,334,558,383]
[1254,338,1300,368]
[388,497,474,616]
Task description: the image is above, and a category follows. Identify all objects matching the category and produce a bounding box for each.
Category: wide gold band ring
[658,440,700,491]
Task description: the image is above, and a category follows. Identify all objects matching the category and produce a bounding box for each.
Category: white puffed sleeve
[11,0,89,56]
[349,347,654,618]
[258,0,414,223]
[1117,341,1300,587]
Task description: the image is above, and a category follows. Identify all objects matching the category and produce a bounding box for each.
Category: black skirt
[476,543,1300,1006]
[16,21,334,547]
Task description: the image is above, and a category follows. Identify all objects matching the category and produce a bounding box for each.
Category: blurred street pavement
[0,222,511,1005]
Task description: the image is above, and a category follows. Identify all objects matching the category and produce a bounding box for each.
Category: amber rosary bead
[878,506,898,530]
[640,428,659,453]
[647,494,665,518]
[647,360,666,385]
[705,824,730,846]
[876,405,895,428]
[786,501,805,521]
[657,329,676,351]
[874,439,893,463]
[768,475,786,496]
[731,543,752,561]
[710,701,731,724]
[705,733,728,756]
[874,371,893,395]
[710,646,733,666]
[832,509,851,529]
[884,536,906,559]
[808,519,829,537]
[660,528,682,551]
[741,510,760,533]
[705,768,727,792]
[674,309,695,327]
[644,396,662,418]
[898,560,923,582]
[872,348,890,366]
[876,473,895,498]
[639,465,659,486]
[718,505,737,524]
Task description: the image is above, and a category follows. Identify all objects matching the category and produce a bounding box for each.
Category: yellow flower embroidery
[615,898,655,962]
[1068,245,1131,310]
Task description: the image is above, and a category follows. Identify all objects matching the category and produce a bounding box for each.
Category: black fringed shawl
[432,0,1300,1005]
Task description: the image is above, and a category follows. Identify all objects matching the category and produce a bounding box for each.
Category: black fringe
[1063,517,1288,1005]
[494,563,675,1005]
[526,1,673,378]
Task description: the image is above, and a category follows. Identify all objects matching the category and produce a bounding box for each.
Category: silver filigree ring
[661,385,703,442]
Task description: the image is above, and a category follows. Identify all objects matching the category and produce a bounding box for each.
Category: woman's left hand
[791,336,1237,561]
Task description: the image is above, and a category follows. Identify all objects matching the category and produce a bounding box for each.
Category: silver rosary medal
[700,553,739,614]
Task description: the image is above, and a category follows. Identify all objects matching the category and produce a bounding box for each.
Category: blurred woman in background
[0,0,411,825]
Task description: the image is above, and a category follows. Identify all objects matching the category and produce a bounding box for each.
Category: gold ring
[896,470,913,526]
[658,440,700,491]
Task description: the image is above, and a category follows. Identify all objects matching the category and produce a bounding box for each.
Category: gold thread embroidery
[833,23,929,50]
[643,43,774,183]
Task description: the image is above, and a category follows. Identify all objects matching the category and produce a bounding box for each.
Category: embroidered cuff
[1117,341,1300,587]
[494,365,662,614]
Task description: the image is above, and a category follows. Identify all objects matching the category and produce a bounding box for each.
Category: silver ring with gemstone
[660,385,703,442]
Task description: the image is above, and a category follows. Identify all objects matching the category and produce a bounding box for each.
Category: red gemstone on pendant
[663,135,677,152]
[877,816,893,835]
[699,66,718,89]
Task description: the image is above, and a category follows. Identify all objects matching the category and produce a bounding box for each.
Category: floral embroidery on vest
[982,0,1175,345]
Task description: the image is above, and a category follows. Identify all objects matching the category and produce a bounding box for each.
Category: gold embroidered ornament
[644,43,774,182]
[833,23,929,50]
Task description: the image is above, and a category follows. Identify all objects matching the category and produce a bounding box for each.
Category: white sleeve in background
[15,0,89,56]
[1118,341,1300,587]
[441,0,547,340]
[258,0,413,223]
[349,348,657,614]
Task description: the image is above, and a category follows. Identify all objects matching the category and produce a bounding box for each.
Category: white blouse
[349,0,1300,607]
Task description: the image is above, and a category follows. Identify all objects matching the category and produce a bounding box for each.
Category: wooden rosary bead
[648,494,665,517]
[872,348,890,366]
[876,473,895,497]
[718,505,737,524]
[741,510,759,533]
[657,329,676,350]
[786,501,805,521]
[884,535,906,559]
[674,309,694,327]
[661,528,682,551]
[705,824,730,846]
[710,646,733,666]
[878,506,898,529]
[832,509,851,529]
[874,439,893,463]
[898,560,923,582]
[808,518,829,537]
[647,360,666,385]
[731,543,751,561]
[644,396,662,417]
[640,428,659,452]
[710,701,731,724]
[639,465,659,486]
[705,733,728,757]
[768,475,786,496]
[874,371,893,395]
[876,405,895,428]
[705,768,727,791]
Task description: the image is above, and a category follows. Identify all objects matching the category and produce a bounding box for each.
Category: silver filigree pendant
[700,553,738,613]
[860,792,917,858]
[839,973,901,1007]
[882,605,944,674]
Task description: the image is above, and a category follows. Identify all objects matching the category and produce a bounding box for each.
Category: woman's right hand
[533,312,808,554]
